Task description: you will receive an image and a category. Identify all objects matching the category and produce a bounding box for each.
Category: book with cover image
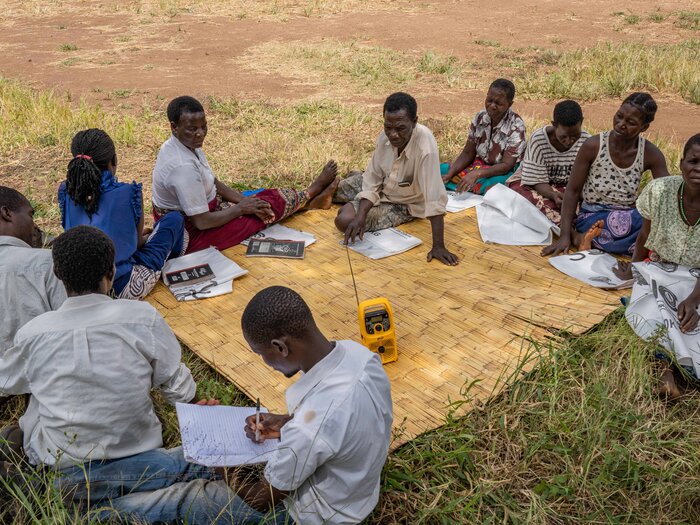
[164,263,215,289]
[246,239,305,259]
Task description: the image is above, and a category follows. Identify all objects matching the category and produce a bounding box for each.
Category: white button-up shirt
[0,235,66,354]
[264,340,393,525]
[152,135,217,216]
[358,123,447,218]
[0,294,196,467]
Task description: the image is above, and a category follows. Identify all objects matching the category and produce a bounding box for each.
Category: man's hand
[237,196,275,223]
[427,245,458,266]
[244,413,292,443]
[344,216,366,245]
[541,236,572,257]
[678,296,700,333]
[455,171,479,193]
[613,261,634,281]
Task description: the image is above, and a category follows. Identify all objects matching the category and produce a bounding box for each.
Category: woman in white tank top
[542,93,670,257]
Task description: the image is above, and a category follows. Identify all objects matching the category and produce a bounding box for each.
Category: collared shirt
[358,123,447,218]
[1,294,195,467]
[468,108,527,165]
[0,236,66,354]
[152,135,217,216]
[264,340,393,525]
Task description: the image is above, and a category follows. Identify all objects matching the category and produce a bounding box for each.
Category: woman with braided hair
[58,128,187,299]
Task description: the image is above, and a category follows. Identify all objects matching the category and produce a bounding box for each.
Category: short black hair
[52,225,115,294]
[552,100,584,127]
[489,78,516,102]
[383,92,418,121]
[622,92,657,124]
[0,186,28,212]
[683,133,700,158]
[241,286,316,345]
[167,96,205,125]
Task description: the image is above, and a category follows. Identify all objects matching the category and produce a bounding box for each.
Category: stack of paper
[476,184,559,246]
[446,191,483,213]
[161,246,248,301]
[241,224,316,247]
[549,250,633,289]
[176,403,279,467]
[346,228,422,260]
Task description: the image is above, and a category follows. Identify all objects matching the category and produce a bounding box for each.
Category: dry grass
[238,39,477,97]
[2,0,420,21]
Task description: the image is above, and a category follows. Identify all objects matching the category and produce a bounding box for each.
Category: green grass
[58,43,78,52]
[675,11,700,30]
[518,41,700,104]
[0,76,695,524]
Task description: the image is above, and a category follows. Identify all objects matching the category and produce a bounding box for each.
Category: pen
[255,398,261,442]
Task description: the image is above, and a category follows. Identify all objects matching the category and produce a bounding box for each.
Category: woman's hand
[678,296,700,333]
[541,235,571,257]
[237,196,275,223]
[613,261,634,281]
[455,171,480,193]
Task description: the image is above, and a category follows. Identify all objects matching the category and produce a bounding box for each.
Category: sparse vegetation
[58,43,78,52]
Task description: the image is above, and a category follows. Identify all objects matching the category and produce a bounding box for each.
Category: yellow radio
[358,297,397,364]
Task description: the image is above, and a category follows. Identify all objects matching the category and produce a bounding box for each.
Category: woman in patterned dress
[542,93,670,256]
[619,134,700,398]
[441,78,527,195]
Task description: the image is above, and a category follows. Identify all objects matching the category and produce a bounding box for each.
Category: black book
[165,263,215,288]
[245,239,305,259]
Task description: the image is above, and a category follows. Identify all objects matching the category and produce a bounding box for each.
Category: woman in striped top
[507,100,590,225]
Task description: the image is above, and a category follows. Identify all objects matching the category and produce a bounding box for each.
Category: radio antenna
[346,245,360,307]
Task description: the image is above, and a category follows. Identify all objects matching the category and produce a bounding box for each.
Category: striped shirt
[518,127,590,186]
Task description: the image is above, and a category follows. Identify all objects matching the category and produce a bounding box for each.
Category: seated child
[442,78,526,195]
[621,134,700,399]
[334,92,458,266]
[507,100,590,225]
[0,226,216,511]
[93,286,394,525]
[151,96,338,253]
[59,129,186,299]
[542,92,670,256]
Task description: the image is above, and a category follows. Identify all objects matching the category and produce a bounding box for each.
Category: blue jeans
[57,447,291,524]
[90,478,292,524]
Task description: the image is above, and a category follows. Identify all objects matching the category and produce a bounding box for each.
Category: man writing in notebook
[99,286,393,524]
[334,92,459,266]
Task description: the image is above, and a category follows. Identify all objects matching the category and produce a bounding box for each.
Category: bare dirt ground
[1,0,699,141]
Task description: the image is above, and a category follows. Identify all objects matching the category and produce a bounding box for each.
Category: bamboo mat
[147,207,623,446]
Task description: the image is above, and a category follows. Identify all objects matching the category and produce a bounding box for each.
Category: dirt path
[1,0,698,140]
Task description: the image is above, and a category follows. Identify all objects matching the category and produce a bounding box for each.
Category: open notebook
[176,403,279,466]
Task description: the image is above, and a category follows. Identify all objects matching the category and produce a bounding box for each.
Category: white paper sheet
[345,228,422,259]
[176,403,279,467]
[476,184,559,246]
[549,250,633,289]
[241,224,316,247]
[446,191,483,213]
[161,246,248,301]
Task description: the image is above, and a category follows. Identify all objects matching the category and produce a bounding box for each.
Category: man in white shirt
[0,186,66,354]
[96,286,393,525]
[334,92,459,266]
[0,225,216,509]
[0,186,67,459]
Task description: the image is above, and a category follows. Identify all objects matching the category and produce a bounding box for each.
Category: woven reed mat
[147,207,623,446]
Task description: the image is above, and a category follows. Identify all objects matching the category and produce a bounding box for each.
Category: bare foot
[575,220,604,251]
[657,368,683,400]
[306,160,338,199]
[306,177,340,210]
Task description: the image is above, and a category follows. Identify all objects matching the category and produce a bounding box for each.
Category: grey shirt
[0,236,66,354]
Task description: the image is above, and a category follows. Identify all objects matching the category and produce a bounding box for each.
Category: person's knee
[335,210,351,232]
